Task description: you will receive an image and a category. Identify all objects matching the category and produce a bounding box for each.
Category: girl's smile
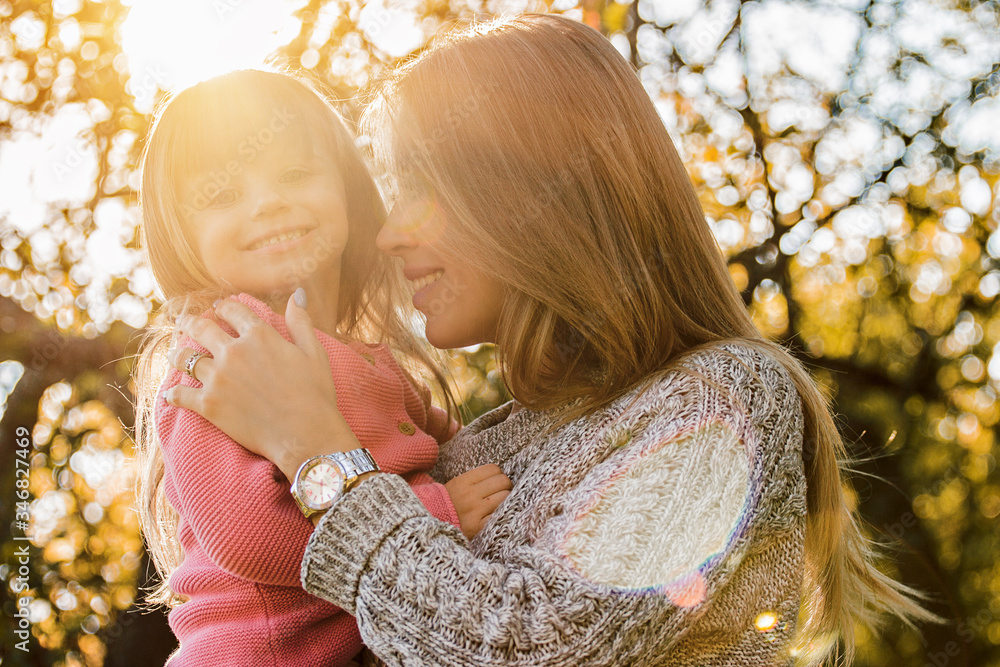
[181,148,348,299]
[244,226,315,253]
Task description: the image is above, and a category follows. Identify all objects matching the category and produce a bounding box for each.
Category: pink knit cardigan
[155,294,460,666]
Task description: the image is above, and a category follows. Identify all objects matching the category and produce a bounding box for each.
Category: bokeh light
[2,0,999,664]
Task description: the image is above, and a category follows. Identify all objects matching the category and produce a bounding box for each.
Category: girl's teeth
[413,270,444,291]
[250,229,308,250]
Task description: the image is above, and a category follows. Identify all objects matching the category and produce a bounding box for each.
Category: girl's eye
[207,188,238,208]
[280,168,311,184]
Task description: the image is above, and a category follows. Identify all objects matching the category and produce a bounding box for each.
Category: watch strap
[330,448,379,491]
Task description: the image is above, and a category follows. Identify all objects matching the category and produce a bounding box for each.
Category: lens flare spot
[392,194,446,245]
[665,571,707,608]
[755,611,778,632]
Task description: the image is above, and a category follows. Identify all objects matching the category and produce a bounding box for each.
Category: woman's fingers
[164,384,202,415]
[177,314,236,356]
[284,289,326,361]
[167,346,214,383]
[211,298,269,338]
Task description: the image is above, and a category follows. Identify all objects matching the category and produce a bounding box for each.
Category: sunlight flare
[119,0,304,109]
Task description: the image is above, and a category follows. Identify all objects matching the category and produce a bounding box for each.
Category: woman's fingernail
[212,299,221,308]
[293,287,307,309]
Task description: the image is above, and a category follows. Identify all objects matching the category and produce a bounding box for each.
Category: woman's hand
[444,464,513,540]
[165,293,361,481]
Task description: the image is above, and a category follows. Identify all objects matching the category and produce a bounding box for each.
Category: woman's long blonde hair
[365,14,937,664]
[133,68,455,606]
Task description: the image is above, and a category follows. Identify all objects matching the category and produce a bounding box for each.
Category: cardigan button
[398,421,416,436]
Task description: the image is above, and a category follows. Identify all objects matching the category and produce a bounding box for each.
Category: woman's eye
[280,168,311,184]
[207,188,238,207]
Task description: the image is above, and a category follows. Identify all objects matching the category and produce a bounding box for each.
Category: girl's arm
[302,355,808,666]
[158,385,470,582]
[156,365,313,587]
[391,373,462,526]
[424,402,460,445]
[405,473,461,528]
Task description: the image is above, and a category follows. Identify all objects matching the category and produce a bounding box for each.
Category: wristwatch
[290,448,380,518]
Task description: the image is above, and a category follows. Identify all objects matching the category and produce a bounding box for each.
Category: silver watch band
[330,448,379,481]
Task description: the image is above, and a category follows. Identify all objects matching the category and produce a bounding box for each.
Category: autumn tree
[1,0,998,664]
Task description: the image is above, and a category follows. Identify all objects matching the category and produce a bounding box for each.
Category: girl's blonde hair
[364,14,936,664]
[133,68,455,606]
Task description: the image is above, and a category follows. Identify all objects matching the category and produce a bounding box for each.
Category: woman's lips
[411,269,445,309]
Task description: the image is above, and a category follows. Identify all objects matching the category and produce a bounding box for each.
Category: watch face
[300,460,343,510]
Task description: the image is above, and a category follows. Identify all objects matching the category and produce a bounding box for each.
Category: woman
[163,14,933,666]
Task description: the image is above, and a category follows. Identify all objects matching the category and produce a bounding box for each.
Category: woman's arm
[165,298,361,481]
[302,352,808,666]
[306,474,647,665]
[159,369,471,580]
[158,298,465,576]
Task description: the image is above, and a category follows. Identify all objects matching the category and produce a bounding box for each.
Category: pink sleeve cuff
[410,481,461,528]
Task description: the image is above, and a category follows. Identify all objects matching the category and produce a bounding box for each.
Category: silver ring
[183,352,208,381]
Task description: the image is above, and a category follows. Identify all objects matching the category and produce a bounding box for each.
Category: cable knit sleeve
[158,382,466,583]
[301,345,808,666]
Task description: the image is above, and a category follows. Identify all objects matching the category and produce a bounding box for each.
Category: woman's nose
[376,198,445,255]
[376,201,419,255]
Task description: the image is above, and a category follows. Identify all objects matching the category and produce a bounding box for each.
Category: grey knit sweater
[302,342,808,666]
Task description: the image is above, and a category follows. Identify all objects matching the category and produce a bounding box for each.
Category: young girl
[132,69,510,666]
[166,16,939,667]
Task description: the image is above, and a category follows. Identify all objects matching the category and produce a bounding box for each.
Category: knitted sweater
[301,342,808,666]
[156,293,460,667]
